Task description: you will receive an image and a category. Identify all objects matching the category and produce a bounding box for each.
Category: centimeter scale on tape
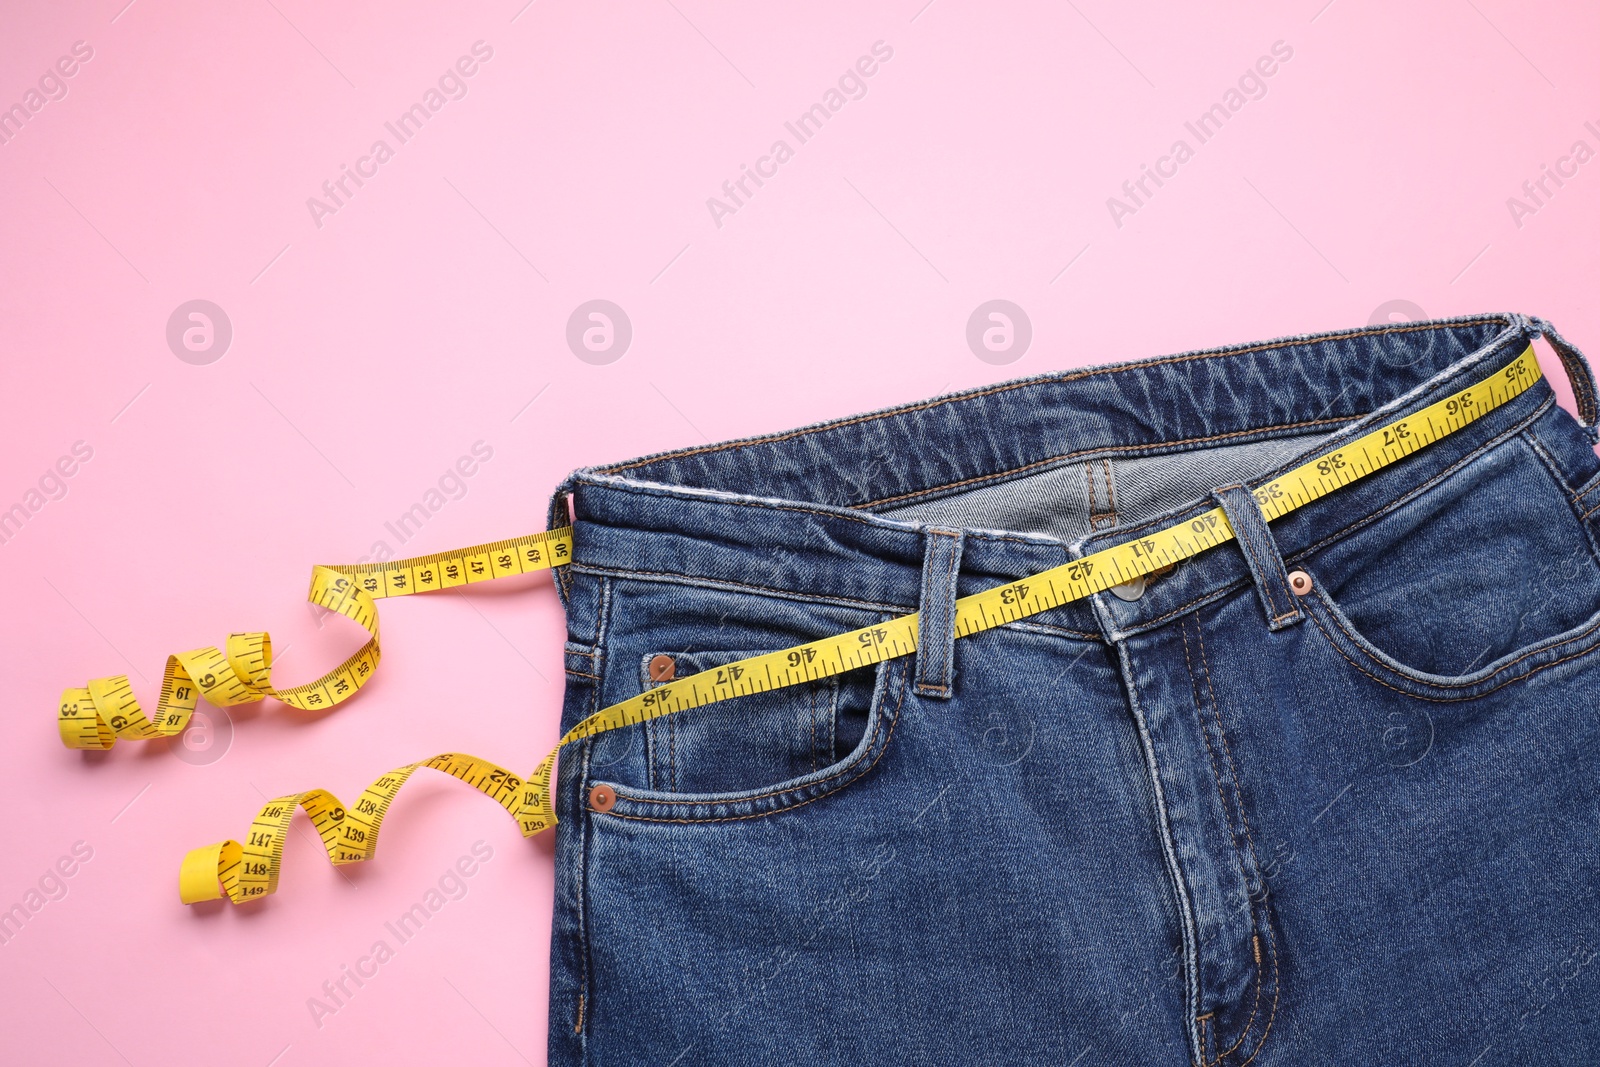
[54,350,1541,905]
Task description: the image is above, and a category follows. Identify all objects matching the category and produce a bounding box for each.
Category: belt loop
[914,527,964,699]
[1529,316,1600,444]
[1212,485,1303,631]
[547,475,578,608]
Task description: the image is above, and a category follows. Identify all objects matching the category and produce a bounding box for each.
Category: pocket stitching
[602,660,909,823]
[1307,591,1600,699]
[636,649,843,791]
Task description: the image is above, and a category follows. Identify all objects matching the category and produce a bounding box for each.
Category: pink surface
[3,1,1598,1062]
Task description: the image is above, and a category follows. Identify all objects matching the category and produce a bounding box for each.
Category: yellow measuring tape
[57,350,1542,904]
[58,533,574,750]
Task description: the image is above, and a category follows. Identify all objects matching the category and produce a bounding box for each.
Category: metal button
[647,654,675,682]
[588,784,616,812]
[1287,570,1313,596]
[1109,559,1179,602]
[1109,576,1147,602]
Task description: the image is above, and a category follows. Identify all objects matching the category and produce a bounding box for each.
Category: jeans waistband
[560,313,1576,639]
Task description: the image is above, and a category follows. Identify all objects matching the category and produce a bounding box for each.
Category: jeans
[545,313,1600,1066]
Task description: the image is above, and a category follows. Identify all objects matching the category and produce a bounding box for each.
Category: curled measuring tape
[58,531,574,751]
[60,352,1543,905]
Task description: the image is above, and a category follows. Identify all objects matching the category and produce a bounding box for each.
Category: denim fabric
[546,314,1600,1066]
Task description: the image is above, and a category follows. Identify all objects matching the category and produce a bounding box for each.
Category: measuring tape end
[178,842,234,905]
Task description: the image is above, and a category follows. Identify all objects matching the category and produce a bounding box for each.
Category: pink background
[3,0,1598,1062]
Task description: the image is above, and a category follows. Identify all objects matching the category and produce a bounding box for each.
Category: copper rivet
[1288,570,1313,596]
[648,654,675,682]
[588,784,616,812]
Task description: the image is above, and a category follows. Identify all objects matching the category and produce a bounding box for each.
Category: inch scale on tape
[57,532,574,750]
[57,350,1543,905]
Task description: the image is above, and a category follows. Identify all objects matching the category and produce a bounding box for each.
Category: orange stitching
[1551,345,1597,421]
[1513,430,1600,552]
[1085,462,1099,519]
[1196,616,1280,1066]
[941,530,959,676]
[865,415,1357,510]
[599,319,1511,475]
[1319,580,1600,688]
[668,695,678,793]
[1104,457,1118,523]
[1180,622,1265,1060]
[603,665,909,824]
[576,563,915,615]
[1307,596,1600,701]
[578,476,887,527]
[918,530,961,692]
[573,577,614,1034]
[1112,585,1244,635]
[1570,472,1600,505]
[1229,499,1286,622]
[585,560,1103,642]
[608,663,901,808]
[809,681,819,774]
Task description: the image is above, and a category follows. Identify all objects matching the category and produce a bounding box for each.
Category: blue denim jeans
[546,313,1600,1066]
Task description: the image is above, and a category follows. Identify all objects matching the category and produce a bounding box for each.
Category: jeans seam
[867,416,1357,510]
[573,575,613,1045]
[1519,428,1600,590]
[571,563,916,616]
[1180,620,1267,1064]
[600,662,909,823]
[1541,326,1600,424]
[597,318,1511,477]
[614,664,898,806]
[917,529,961,695]
[1306,591,1600,698]
[577,564,1107,640]
[668,706,677,793]
[1193,614,1280,1067]
[645,716,657,792]
[1112,638,1206,1053]
[1569,467,1600,505]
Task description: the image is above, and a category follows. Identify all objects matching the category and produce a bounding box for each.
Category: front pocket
[1303,584,1600,697]
[1300,432,1600,690]
[635,649,848,795]
[594,654,907,824]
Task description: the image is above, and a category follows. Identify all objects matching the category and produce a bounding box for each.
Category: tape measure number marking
[58,531,573,751]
